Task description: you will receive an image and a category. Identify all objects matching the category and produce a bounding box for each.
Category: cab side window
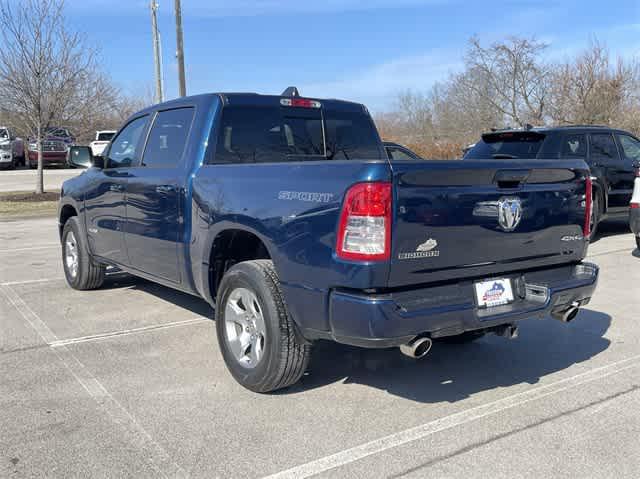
[560,133,586,159]
[107,116,149,168]
[590,133,619,163]
[142,108,195,167]
[616,134,640,163]
[388,147,418,160]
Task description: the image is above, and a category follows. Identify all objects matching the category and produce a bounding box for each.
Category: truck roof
[135,92,368,117]
[487,125,632,135]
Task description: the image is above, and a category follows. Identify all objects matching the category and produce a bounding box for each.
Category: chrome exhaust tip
[551,302,581,323]
[399,337,433,359]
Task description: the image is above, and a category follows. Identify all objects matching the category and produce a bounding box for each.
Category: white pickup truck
[89,130,116,156]
[0,126,26,169]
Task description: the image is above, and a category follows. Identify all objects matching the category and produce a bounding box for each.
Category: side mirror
[67,146,95,169]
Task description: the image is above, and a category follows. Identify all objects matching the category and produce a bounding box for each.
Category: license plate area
[474,278,514,308]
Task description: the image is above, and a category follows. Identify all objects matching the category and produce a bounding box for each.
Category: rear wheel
[61,217,105,290]
[216,260,311,393]
[636,235,640,251]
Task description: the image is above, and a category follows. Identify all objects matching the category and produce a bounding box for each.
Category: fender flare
[197,220,279,305]
[57,197,84,239]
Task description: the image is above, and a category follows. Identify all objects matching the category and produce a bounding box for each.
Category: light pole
[174,0,186,97]
[150,1,164,103]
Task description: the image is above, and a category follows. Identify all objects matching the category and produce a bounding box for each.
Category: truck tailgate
[388,159,590,288]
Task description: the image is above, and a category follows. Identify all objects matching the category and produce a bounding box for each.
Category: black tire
[216,260,311,393]
[61,216,105,290]
[28,160,37,169]
[636,235,640,251]
[589,193,601,240]
[437,331,486,344]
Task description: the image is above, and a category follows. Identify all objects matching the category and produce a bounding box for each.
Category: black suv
[464,126,640,236]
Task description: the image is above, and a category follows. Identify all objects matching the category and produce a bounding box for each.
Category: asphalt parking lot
[1,216,639,478]
[0,168,79,192]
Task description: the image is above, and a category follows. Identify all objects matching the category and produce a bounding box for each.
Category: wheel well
[208,230,271,300]
[59,205,77,238]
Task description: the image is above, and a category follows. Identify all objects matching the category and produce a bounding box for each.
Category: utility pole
[150,1,164,103]
[174,0,186,97]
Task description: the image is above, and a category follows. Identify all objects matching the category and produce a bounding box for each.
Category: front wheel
[61,217,105,290]
[216,260,311,393]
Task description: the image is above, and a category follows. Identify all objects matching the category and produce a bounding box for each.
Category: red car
[27,127,75,168]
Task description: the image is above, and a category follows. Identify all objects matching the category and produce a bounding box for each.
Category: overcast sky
[66,0,639,111]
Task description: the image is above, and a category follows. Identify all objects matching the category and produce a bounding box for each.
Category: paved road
[0,168,80,192]
[1,217,639,478]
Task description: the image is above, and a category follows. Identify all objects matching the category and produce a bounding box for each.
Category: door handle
[109,184,124,192]
[155,185,176,194]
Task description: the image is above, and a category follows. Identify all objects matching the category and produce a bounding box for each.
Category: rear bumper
[325,262,599,348]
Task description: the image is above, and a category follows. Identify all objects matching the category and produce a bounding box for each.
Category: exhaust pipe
[551,302,581,323]
[496,324,519,339]
[399,337,432,359]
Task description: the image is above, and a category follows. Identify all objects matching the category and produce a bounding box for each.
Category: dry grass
[0,190,59,219]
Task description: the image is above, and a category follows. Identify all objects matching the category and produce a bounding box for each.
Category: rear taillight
[583,176,592,238]
[336,182,392,261]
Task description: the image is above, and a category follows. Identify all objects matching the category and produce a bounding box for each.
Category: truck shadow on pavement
[291,309,612,403]
[99,272,611,403]
[100,271,214,318]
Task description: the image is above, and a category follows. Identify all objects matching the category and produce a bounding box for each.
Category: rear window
[464,132,546,159]
[211,104,382,164]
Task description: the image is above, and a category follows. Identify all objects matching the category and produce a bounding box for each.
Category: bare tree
[0,0,103,193]
[460,36,550,127]
[379,35,639,159]
[549,40,639,128]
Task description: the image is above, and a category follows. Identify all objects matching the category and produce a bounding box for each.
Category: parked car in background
[89,130,116,156]
[59,90,598,392]
[630,164,640,250]
[464,125,640,238]
[0,126,26,169]
[28,127,75,168]
[383,141,422,160]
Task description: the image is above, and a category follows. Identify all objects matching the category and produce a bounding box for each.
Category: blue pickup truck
[59,90,599,392]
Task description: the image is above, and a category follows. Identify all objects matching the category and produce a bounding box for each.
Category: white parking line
[0,283,187,478]
[0,243,59,253]
[264,355,640,479]
[50,317,208,348]
[1,277,64,286]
